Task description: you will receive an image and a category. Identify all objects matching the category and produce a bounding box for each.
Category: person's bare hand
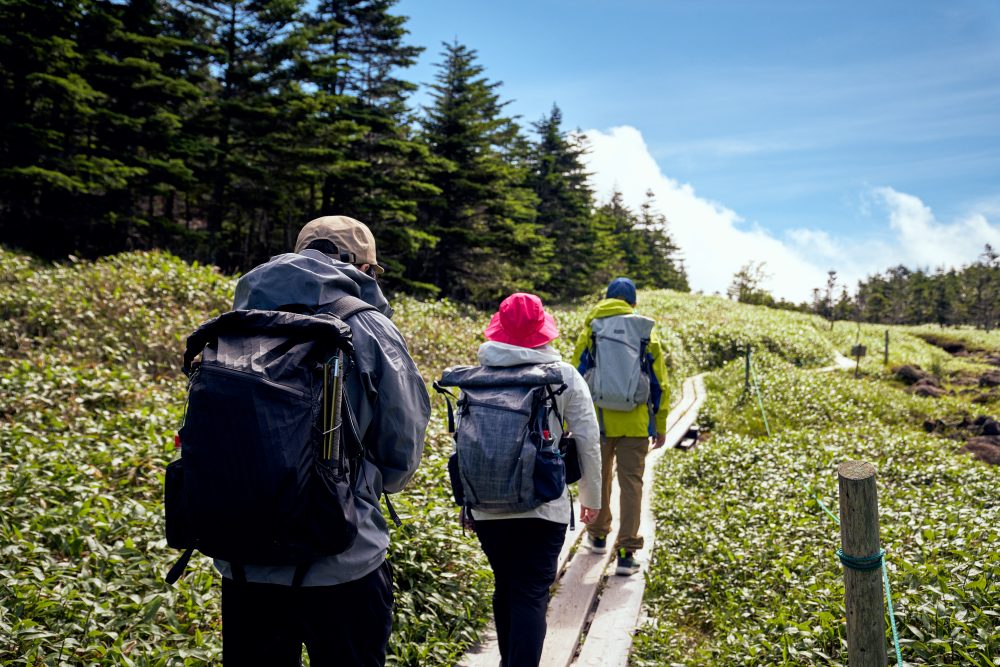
[579,506,599,525]
[460,508,476,532]
[651,432,667,449]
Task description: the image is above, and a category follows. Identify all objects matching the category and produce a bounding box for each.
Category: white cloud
[873,186,1000,268]
[582,126,828,302]
[582,125,1000,302]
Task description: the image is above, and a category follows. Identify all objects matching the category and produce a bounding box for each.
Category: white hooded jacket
[471,341,602,523]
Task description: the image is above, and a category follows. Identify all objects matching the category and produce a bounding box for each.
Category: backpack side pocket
[447,452,466,506]
[559,435,582,485]
[164,459,194,550]
[532,434,566,503]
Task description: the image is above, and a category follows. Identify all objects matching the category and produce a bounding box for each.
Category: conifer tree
[528,105,616,299]
[79,0,205,250]
[418,41,547,304]
[0,0,121,253]
[301,0,435,286]
[634,190,689,291]
[182,0,305,266]
[0,0,204,256]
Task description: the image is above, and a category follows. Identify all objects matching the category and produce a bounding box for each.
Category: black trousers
[221,560,393,666]
[476,518,567,667]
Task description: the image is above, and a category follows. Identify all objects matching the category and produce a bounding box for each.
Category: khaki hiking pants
[587,436,649,552]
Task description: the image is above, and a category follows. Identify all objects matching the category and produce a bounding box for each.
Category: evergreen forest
[0,0,689,305]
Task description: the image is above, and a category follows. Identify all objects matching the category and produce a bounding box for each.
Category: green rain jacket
[571,298,669,438]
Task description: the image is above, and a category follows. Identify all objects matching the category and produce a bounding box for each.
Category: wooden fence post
[884,330,889,366]
[745,346,751,393]
[838,461,887,667]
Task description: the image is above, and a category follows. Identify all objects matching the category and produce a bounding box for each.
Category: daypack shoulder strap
[323,294,378,322]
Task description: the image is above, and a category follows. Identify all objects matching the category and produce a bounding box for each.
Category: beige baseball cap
[294,215,384,275]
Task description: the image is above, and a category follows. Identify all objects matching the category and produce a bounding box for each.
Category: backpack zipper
[197,364,311,400]
[461,398,531,415]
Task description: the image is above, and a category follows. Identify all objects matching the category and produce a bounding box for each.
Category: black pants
[476,518,567,667]
[221,560,393,666]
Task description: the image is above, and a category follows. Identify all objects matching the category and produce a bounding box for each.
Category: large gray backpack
[435,363,567,514]
[585,314,656,411]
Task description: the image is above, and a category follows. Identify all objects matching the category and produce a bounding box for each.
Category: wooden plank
[539,489,621,667]
[459,495,590,666]
[459,624,502,667]
[574,375,706,667]
[818,351,857,373]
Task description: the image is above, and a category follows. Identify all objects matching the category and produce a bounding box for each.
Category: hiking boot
[586,534,607,554]
[615,548,640,576]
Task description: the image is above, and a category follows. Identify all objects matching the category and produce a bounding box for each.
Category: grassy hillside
[634,352,1000,664]
[1,249,997,665]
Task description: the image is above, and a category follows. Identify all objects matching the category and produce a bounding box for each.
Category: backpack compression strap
[182,309,352,375]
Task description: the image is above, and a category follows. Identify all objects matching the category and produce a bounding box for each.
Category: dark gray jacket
[214,249,430,585]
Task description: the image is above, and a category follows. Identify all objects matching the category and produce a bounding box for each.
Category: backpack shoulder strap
[324,295,378,322]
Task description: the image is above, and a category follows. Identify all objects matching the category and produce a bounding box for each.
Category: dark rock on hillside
[961,436,1000,465]
[980,371,1000,388]
[907,378,946,398]
[895,365,933,385]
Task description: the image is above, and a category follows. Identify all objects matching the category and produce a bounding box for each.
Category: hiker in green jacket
[571,278,669,575]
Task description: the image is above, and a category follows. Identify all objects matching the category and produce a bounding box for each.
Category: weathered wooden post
[851,344,867,379]
[745,346,751,393]
[838,461,887,667]
[884,330,889,366]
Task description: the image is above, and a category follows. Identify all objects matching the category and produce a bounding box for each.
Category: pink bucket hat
[484,293,560,348]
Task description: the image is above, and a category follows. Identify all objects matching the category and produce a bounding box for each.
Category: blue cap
[606,277,637,305]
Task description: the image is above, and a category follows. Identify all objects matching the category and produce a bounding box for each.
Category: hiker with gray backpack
[571,277,668,576]
[435,292,602,667]
[165,215,429,666]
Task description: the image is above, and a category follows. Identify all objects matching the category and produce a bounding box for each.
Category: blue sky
[395,0,1000,300]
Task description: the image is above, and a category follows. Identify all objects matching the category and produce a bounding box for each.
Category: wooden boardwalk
[460,374,707,667]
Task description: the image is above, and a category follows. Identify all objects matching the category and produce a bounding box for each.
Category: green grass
[2,248,997,665]
[633,350,1000,666]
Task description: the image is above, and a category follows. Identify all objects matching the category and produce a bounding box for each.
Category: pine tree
[0,0,123,254]
[598,189,638,277]
[80,0,207,251]
[301,0,435,287]
[418,41,547,305]
[633,190,689,291]
[181,0,306,267]
[0,0,205,257]
[528,105,617,300]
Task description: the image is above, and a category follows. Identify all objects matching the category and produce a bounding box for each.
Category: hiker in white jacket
[472,292,602,667]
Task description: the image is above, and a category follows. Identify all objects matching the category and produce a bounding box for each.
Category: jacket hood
[233,249,393,318]
[478,341,563,367]
[583,298,635,327]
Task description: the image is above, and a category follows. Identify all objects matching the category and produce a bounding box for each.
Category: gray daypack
[585,314,656,411]
[435,363,567,514]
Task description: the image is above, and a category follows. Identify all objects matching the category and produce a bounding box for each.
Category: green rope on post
[836,548,903,666]
[748,360,772,437]
[806,486,841,525]
[882,557,904,667]
[836,547,884,571]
